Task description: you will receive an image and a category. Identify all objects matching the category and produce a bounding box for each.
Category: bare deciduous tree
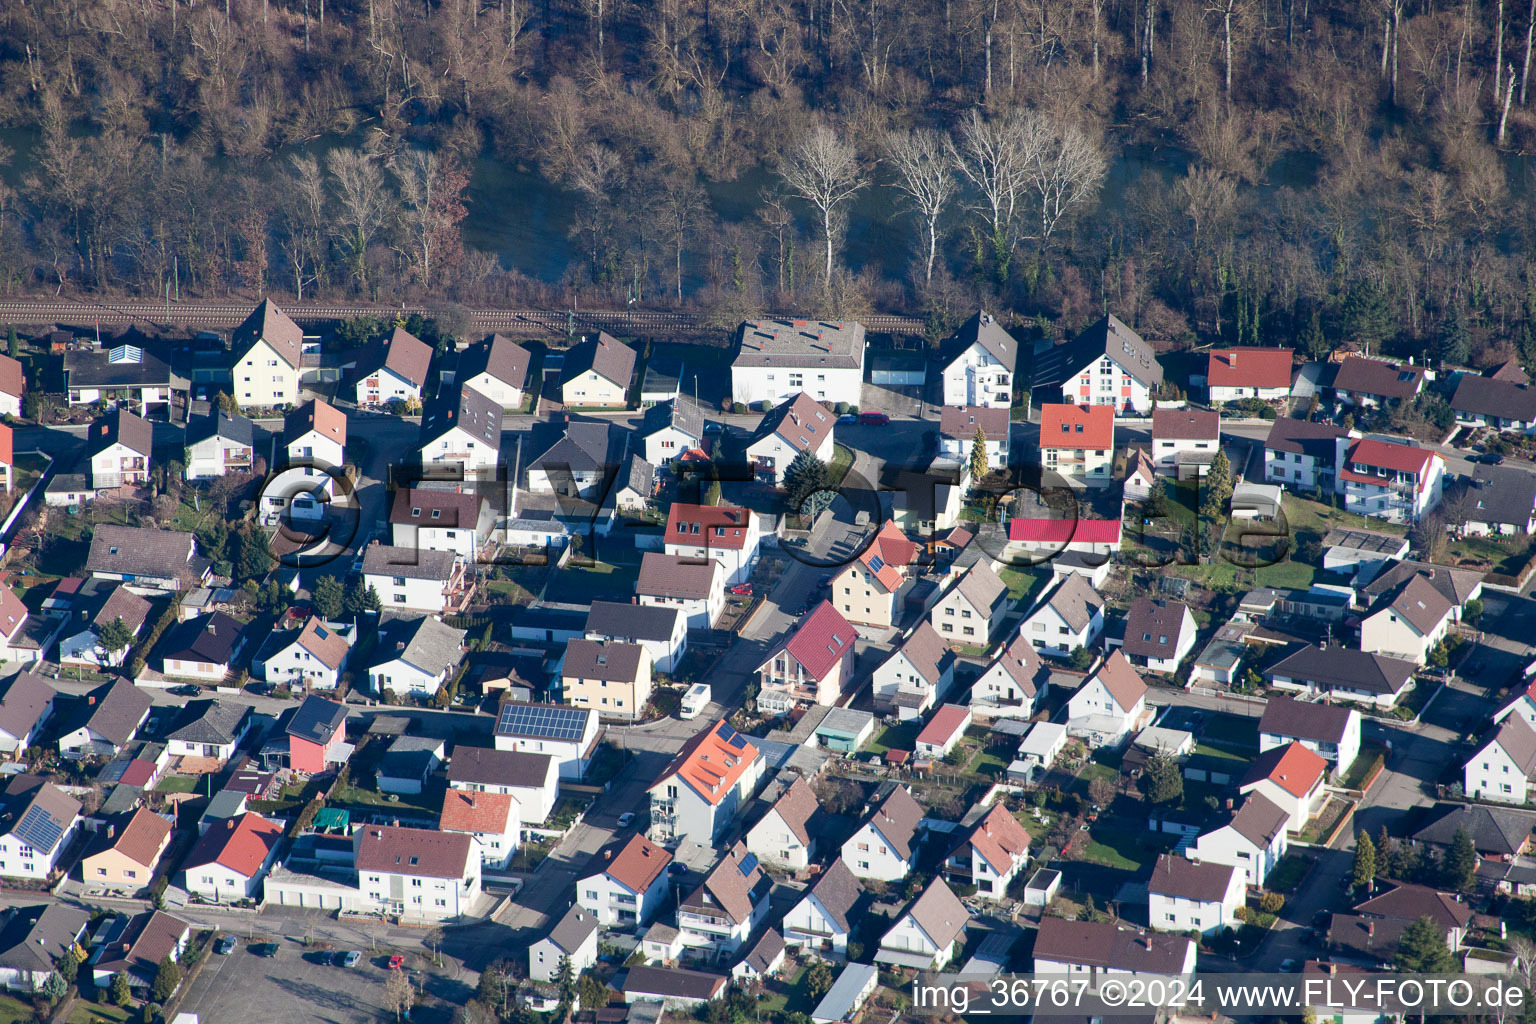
[778,124,865,286]
[883,128,957,284]
[327,148,388,292]
[949,108,1041,276]
[1027,121,1107,239]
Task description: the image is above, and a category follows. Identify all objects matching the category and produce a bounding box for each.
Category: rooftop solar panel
[739,852,759,877]
[869,555,885,573]
[496,703,588,740]
[727,732,749,750]
[14,805,63,853]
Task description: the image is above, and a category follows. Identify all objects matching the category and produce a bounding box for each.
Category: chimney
[87,696,96,706]
[1229,351,1236,367]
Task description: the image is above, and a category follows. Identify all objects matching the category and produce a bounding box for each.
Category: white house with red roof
[1040,403,1116,486]
[832,520,917,630]
[944,803,1030,899]
[1206,348,1295,403]
[664,504,761,587]
[1006,518,1122,559]
[180,811,283,902]
[915,704,971,759]
[757,602,858,714]
[440,788,520,870]
[647,719,764,844]
[1341,438,1445,524]
[1066,652,1148,746]
[1240,741,1328,834]
[745,393,835,485]
[0,587,35,665]
[577,833,674,929]
[1148,854,1245,935]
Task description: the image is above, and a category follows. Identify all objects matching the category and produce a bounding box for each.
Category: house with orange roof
[1205,348,1295,403]
[664,503,762,587]
[831,520,918,629]
[756,602,859,714]
[440,788,521,870]
[80,806,173,893]
[1341,438,1445,524]
[944,803,1031,900]
[1240,741,1328,834]
[180,811,283,902]
[1039,403,1115,486]
[647,719,764,845]
[577,833,674,929]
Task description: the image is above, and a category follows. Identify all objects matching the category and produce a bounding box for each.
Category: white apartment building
[939,311,1018,409]
[731,319,866,407]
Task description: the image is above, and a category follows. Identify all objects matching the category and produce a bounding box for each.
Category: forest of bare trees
[3,0,1536,368]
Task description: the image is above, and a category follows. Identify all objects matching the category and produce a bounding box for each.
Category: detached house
[0,356,22,420]
[874,877,969,970]
[561,638,653,721]
[88,409,152,490]
[1039,403,1115,486]
[1359,572,1454,665]
[254,616,352,691]
[841,783,923,881]
[1329,884,1472,966]
[455,333,531,411]
[0,904,89,994]
[1115,598,1198,674]
[0,673,55,756]
[1265,645,1417,709]
[1240,741,1329,835]
[448,747,559,824]
[493,703,599,779]
[577,833,673,929]
[56,678,151,757]
[1467,716,1536,804]
[1066,651,1147,746]
[418,386,504,480]
[930,561,1009,647]
[86,526,202,592]
[636,553,724,629]
[757,602,858,714]
[440,788,520,870]
[230,299,303,408]
[639,396,706,466]
[1033,917,1197,979]
[159,611,247,681]
[872,621,955,720]
[1150,407,1221,477]
[265,399,347,520]
[747,777,821,871]
[354,825,482,922]
[944,803,1031,900]
[1021,573,1105,658]
[165,700,252,765]
[1461,464,1536,536]
[1206,348,1294,403]
[88,911,190,994]
[1259,695,1362,771]
[969,633,1049,721]
[1039,314,1163,415]
[0,778,79,881]
[353,326,433,409]
[526,420,625,500]
[585,601,687,675]
[939,405,1010,466]
[783,858,863,956]
[184,411,257,480]
[832,520,917,629]
[746,393,835,485]
[647,719,763,845]
[1147,854,1245,935]
[1341,438,1445,523]
[284,696,349,774]
[939,310,1019,410]
[1451,373,1536,433]
[1192,792,1291,887]
[915,704,971,760]
[361,544,469,614]
[561,333,636,408]
[529,905,599,983]
[80,807,172,893]
[663,504,761,587]
[1264,417,1351,492]
[1333,356,1425,408]
[56,581,152,669]
[389,486,494,564]
[64,340,179,417]
[677,841,771,958]
[367,613,467,698]
[731,319,866,407]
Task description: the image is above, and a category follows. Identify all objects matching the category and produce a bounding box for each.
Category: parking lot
[176,936,458,1024]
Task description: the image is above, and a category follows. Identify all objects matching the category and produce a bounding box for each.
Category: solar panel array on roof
[739,852,759,877]
[869,555,885,574]
[727,732,749,750]
[14,805,63,853]
[497,703,588,740]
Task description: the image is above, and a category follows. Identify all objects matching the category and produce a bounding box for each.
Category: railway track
[0,299,926,337]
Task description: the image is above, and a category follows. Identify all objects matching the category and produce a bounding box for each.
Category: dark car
[858,411,890,426]
[252,943,279,957]
[169,684,202,697]
[214,936,237,955]
[1477,452,1505,465]
[836,413,857,425]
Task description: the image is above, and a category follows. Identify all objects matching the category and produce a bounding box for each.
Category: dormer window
[431,510,441,519]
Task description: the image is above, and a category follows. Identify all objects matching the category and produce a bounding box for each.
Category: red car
[858,411,890,426]
[387,955,406,970]
[729,583,753,596]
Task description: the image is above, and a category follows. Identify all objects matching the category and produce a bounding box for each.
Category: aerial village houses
[230,299,304,408]
[871,621,955,720]
[1450,371,1536,432]
[745,392,835,485]
[1192,792,1291,887]
[0,904,89,994]
[1264,417,1351,492]
[354,825,482,922]
[1259,695,1362,772]
[366,614,467,697]
[731,319,866,407]
[1039,403,1116,486]
[1038,314,1164,415]
[663,504,761,587]
[184,410,257,480]
[1466,716,1536,804]
[831,519,917,630]
[636,552,724,629]
[57,585,151,671]
[1264,644,1418,709]
[939,310,1019,409]
[0,673,56,757]
[1241,742,1329,834]
[1332,355,1426,408]
[647,720,763,845]
[165,700,253,765]
[88,409,152,490]
[783,858,863,955]
[1341,438,1446,523]
[353,326,433,408]
[929,561,1009,647]
[938,405,1010,466]
[0,778,80,881]
[418,386,504,480]
[56,677,151,757]
[526,420,625,500]
[1114,598,1198,675]
[0,355,19,420]
[529,905,599,983]
[1065,652,1148,746]
[265,398,348,521]
[841,783,923,881]
[1359,573,1454,664]
[493,703,600,779]
[585,601,687,675]
[1205,347,1295,403]
[873,877,970,970]
[455,333,532,410]
[254,616,352,691]
[1147,854,1245,935]
[639,396,706,466]
[560,333,637,408]
[440,787,520,870]
[1020,573,1105,658]
[389,487,494,564]
[447,747,559,824]
[676,841,771,957]
[80,807,173,893]
[969,633,1049,721]
[361,544,469,615]
[560,638,654,721]
[158,611,247,681]
[1460,465,1536,536]
[86,525,204,591]
[914,704,971,760]
[577,833,673,928]
[1150,407,1221,477]
[284,696,350,774]
[944,803,1031,899]
[181,813,281,902]
[746,777,820,871]
[757,602,858,714]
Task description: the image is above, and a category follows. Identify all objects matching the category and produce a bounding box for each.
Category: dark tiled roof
[637,553,717,601]
[1120,598,1192,661]
[286,695,347,745]
[458,334,531,391]
[1450,374,1536,422]
[0,673,54,742]
[1148,853,1238,902]
[419,385,503,447]
[1465,465,1536,528]
[78,679,152,748]
[1259,693,1355,743]
[585,601,680,644]
[1052,314,1163,388]
[562,333,636,389]
[562,639,645,683]
[87,526,194,580]
[354,824,473,878]
[1413,803,1536,857]
[1333,356,1424,400]
[804,858,863,931]
[640,396,705,442]
[1033,917,1193,973]
[0,904,89,974]
[232,298,303,369]
[1264,417,1347,459]
[1353,882,1473,930]
[1264,647,1417,698]
[88,409,152,459]
[623,966,726,1001]
[941,310,1018,371]
[185,410,255,448]
[160,611,245,666]
[447,747,554,788]
[166,700,250,745]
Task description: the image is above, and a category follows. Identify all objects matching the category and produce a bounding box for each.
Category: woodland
[2,0,1536,365]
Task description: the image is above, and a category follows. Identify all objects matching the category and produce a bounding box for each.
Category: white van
[680,683,711,720]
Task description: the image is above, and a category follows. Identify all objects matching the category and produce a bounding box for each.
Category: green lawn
[827,443,856,486]
[1266,853,1314,893]
[0,994,36,1024]
[1079,816,1164,872]
[964,748,1010,778]
[155,776,198,794]
[999,566,1048,603]
[1281,494,1408,538]
[1340,742,1389,790]
[66,1002,135,1024]
[1192,742,1246,763]
[867,722,918,758]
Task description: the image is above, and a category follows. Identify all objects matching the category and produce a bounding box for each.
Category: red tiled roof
[1039,404,1115,450]
[440,789,517,835]
[964,803,1031,874]
[184,812,281,878]
[0,424,12,466]
[916,704,971,747]
[1346,438,1436,476]
[601,833,672,894]
[0,354,22,399]
[1008,518,1122,544]
[782,601,857,681]
[111,807,173,868]
[655,719,760,806]
[664,504,755,551]
[1245,741,1327,798]
[1207,348,1295,388]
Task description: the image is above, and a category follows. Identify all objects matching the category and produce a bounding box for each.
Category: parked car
[387,955,406,970]
[729,583,753,596]
[169,684,201,697]
[214,936,237,955]
[341,951,362,968]
[836,414,857,425]
[252,943,278,958]
[617,812,635,828]
[858,411,890,426]
[704,421,723,434]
